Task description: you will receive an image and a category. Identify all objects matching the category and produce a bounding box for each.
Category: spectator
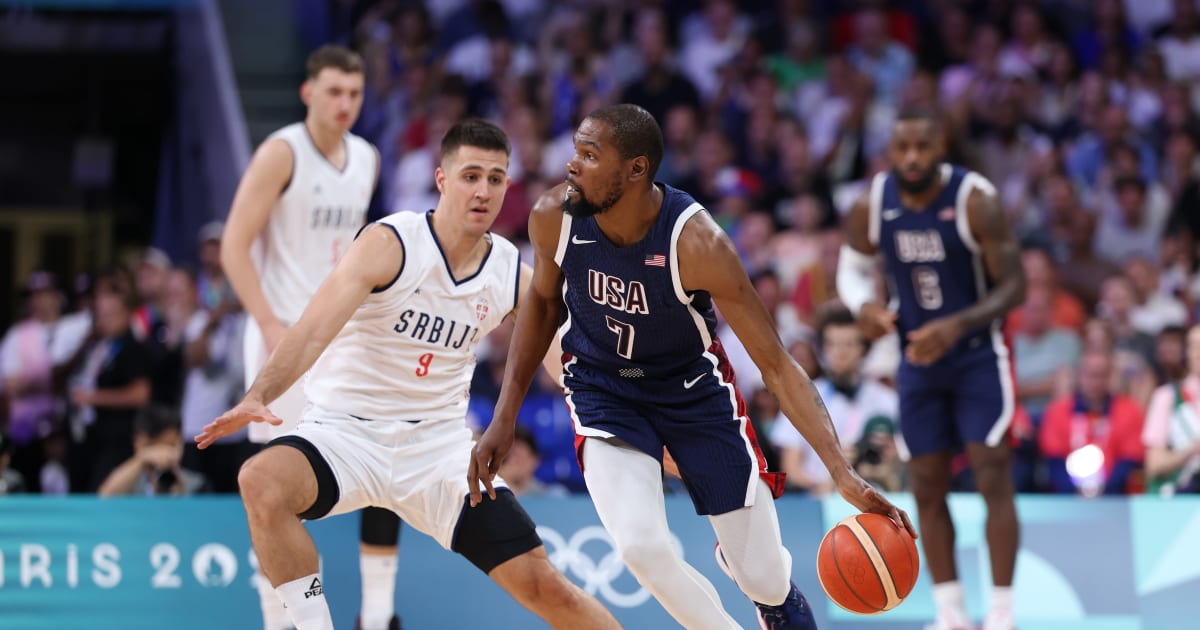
[1093,175,1170,266]
[1125,256,1188,336]
[98,405,204,497]
[770,307,897,495]
[132,247,170,343]
[179,288,250,494]
[1040,351,1145,495]
[656,104,700,185]
[1143,323,1200,495]
[620,8,701,126]
[69,283,151,492]
[0,433,26,495]
[852,415,904,493]
[1071,0,1144,71]
[845,7,914,105]
[1013,286,1081,420]
[0,271,68,491]
[195,221,236,312]
[1155,0,1200,82]
[1007,245,1087,333]
[679,0,751,101]
[1155,325,1189,384]
[1066,103,1157,190]
[1098,274,1160,367]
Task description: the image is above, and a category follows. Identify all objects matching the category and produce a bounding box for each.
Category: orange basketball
[816,513,919,615]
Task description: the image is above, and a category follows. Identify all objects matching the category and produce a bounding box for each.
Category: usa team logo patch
[938,206,955,221]
[644,253,666,267]
[475,300,489,320]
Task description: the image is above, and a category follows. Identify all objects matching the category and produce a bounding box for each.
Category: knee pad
[264,436,338,520]
[450,489,541,574]
[359,506,402,546]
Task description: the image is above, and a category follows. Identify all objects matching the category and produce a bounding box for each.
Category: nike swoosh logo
[683,374,705,389]
[882,208,902,221]
[571,235,596,245]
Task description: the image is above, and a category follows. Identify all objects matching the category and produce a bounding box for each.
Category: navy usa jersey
[552,183,784,514]
[870,164,998,350]
[554,183,719,380]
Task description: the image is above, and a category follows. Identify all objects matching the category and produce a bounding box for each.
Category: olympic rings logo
[536,525,683,608]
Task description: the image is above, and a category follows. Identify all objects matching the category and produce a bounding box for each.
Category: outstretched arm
[196,224,403,447]
[680,210,915,536]
[469,186,567,505]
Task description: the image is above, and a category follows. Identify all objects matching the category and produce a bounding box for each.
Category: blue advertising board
[0,495,1197,629]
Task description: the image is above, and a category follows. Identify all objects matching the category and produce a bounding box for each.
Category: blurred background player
[221,44,402,630]
[839,110,1027,630]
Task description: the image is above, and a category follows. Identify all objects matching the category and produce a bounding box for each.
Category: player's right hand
[857,303,897,341]
[195,398,282,449]
[835,472,918,539]
[467,420,515,507]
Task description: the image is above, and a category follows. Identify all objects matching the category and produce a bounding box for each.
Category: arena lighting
[1065,444,1106,497]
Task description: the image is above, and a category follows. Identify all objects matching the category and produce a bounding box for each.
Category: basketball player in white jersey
[220,45,403,630]
[198,119,620,630]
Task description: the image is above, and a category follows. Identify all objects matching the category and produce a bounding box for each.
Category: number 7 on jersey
[605,316,635,360]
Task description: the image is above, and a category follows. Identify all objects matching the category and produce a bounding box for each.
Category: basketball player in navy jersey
[222,45,403,630]
[470,104,915,630]
[837,110,1026,630]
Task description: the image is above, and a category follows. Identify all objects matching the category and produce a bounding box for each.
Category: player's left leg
[582,437,740,630]
[356,507,402,630]
[965,442,1018,630]
[709,480,816,630]
[956,346,1019,630]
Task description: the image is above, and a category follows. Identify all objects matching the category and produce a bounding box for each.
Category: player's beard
[892,165,939,194]
[563,178,623,218]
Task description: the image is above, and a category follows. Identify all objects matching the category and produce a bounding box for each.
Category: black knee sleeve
[450,489,542,574]
[266,436,339,520]
[360,506,402,546]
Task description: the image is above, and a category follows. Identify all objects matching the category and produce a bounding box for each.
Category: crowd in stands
[4,0,1200,499]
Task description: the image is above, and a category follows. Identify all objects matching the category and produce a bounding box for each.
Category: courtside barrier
[0,495,1195,629]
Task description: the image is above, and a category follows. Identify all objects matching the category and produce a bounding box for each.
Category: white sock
[932,581,969,623]
[990,585,1013,612]
[254,572,293,630]
[359,552,398,630]
[276,573,334,630]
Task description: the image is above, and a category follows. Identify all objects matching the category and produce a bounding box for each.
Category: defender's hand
[468,420,515,507]
[195,398,281,449]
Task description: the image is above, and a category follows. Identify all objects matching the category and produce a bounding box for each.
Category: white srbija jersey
[259,122,376,324]
[305,211,521,422]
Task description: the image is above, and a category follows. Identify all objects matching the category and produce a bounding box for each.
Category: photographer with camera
[99,404,205,497]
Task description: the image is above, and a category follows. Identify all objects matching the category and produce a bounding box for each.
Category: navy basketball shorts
[563,368,783,515]
[895,338,1015,458]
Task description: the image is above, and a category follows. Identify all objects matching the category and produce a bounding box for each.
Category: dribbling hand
[467,420,514,507]
[194,398,282,449]
[836,472,918,539]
